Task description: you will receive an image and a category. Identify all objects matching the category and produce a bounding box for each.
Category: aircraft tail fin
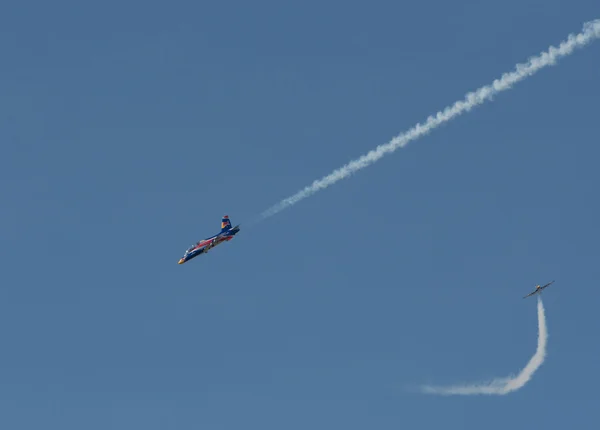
[221,215,232,232]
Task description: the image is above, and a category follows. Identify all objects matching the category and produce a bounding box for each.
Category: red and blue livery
[178,215,241,264]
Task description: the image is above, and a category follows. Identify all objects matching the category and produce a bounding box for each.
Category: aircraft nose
[178,258,185,264]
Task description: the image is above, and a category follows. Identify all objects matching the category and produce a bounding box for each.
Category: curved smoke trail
[259,19,600,220]
[421,297,547,395]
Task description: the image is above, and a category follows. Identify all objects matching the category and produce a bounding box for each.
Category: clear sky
[2,1,599,429]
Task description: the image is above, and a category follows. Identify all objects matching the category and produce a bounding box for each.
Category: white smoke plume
[260,19,600,220]
[421,297,548,395]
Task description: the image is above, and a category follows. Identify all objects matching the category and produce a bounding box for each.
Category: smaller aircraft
[178,215,240,264]
[523,280,555,299]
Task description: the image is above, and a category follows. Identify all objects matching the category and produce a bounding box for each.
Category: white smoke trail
[420,297,547,395]
[260,19,600,219]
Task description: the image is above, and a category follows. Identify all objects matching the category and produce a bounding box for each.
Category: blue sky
[2,1,600,428]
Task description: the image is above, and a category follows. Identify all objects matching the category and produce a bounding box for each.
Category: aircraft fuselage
[178,224,240,264]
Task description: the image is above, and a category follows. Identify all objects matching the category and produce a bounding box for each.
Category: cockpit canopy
[185,241,202,254]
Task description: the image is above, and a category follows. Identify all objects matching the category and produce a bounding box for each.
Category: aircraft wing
[523,290,538,299]
[523,280,555,298]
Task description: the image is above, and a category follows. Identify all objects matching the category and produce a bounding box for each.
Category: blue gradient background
[2,1,599,429]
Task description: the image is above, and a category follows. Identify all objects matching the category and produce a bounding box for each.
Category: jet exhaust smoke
[259,19,600,220]
[420,297,548,395]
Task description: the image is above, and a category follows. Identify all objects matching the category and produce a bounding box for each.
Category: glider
[178,215,241,264]
[523,280,555,299]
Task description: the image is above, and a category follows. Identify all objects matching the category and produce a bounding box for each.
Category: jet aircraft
[178,215,240,264]
[523,280,554,299]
